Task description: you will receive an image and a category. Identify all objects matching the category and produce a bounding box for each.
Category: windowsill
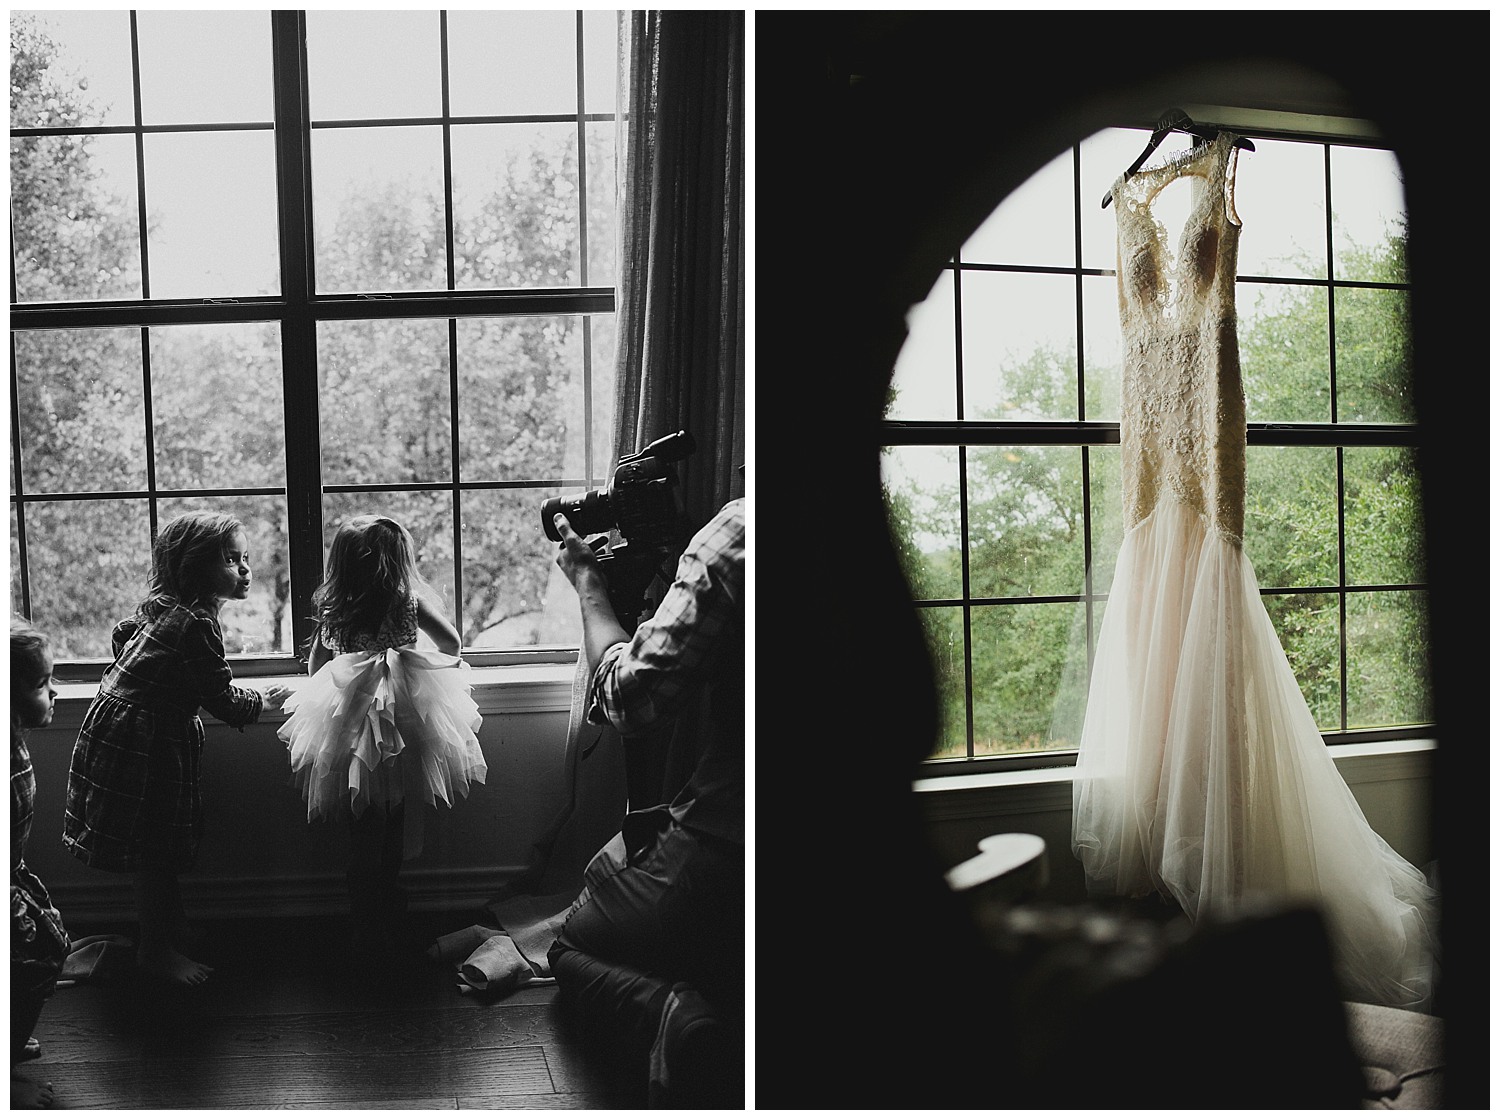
[913,737,1437,799]
[47,660,580,730]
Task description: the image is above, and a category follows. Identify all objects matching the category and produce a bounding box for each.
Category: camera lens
[540,489,613,542]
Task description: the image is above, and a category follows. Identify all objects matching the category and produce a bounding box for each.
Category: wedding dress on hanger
[1069,130,1436,1010]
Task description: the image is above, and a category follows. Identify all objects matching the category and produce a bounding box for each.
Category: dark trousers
[548,820,744,1105]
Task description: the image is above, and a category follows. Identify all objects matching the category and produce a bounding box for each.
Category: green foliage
[888,228,1426,756]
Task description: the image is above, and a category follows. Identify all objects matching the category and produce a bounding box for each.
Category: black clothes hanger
[1102,107,1255,209]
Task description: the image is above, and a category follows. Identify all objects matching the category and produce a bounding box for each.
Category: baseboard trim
[48,864,529,924]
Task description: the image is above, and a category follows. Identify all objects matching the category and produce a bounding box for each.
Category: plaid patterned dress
[13,735,70,974]
[62,603,265,872]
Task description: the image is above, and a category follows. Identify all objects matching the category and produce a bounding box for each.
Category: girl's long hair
[12,616,50,745]
[311,515,435,650]
[138,510,244,621]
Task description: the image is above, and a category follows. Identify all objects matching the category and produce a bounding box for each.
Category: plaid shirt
[588,499,745,844]
[62,603,264,872]
[588,498,745,736]
[13,736,69,968]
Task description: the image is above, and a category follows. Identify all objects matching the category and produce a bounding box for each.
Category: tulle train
[278,648,487,823]
[1070,498,1437,1010]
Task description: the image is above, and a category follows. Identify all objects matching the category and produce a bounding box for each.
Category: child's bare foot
[137,945,213,986]
[12,1069,55,1108]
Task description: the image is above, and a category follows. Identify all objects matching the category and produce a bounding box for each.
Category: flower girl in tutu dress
[278,514,485,952]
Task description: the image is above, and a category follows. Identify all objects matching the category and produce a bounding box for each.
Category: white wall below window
[915,740,1436,903]
[21,668,627,923]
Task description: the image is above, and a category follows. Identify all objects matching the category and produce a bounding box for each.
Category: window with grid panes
[10,9,621,670]
[881,123,1429,766]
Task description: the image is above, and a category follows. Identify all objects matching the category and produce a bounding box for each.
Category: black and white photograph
[10,7,743,1110]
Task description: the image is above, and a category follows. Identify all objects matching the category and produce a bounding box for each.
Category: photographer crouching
[547,486,745,1108]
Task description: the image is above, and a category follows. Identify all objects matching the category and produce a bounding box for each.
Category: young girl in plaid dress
[277,514,485,955]
[12,619,67,1108]
[62,511,290,986]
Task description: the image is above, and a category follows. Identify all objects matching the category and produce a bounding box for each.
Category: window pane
[1244,446,1338,589]
[150,323,286,490]
[144,131,281,299]
[1082,273,1121,421]
[1239,280,1331,423]
[881,445,962,602]
[582,10,618,116]
[456,316,584,483]
[1344,447,1424,587]
[318,319,453,486]
[1332,146,1406,282]
[448,10,579,118]
[11,132,141,302]
[10,508,20,609]
[322,490,456,637]
[1086,444,1123,595]
[1079,126,1172,271]
[887,270,956,421]
[585,120,617,287]
[306,11,441,122]
[1262,592,1340,730]
[13,327,146,494]
[461,487,577,649]
[1334,287,1413,424]
[920,605,968,760]
[159,495,290,655]
[588,316,619,478]
[1235,137,1326,280]
[312,126,448,294]
[451,122,580,290]
[21,498,152,660]
[960,271,1077,422]
[971,601,1078,754]
[1046,599,1102,751]
[136,11,273,125]
[1346,590,1431,729]
[10,10,134,129]
[960,146,1074,268]
[967,445,1084,599]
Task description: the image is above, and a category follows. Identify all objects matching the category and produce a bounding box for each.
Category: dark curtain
[612,10,746,808]
[486,9,746,925]
[615,10,746,529]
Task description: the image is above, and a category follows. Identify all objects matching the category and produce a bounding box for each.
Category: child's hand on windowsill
[262,685,293,710]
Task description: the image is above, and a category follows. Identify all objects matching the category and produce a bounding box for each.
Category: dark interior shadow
[753,12,1487,1108]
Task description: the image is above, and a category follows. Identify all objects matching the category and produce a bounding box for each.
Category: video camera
[541,430,696,630]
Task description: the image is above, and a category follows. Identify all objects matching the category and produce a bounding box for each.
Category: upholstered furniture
[946,834,1444,1108]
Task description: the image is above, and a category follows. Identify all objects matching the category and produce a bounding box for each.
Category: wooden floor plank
[458,1092,622,1109]
[25,913,642,1110]
[34,999,563,1064]
[29,1047,554,1110]
[269,1098,459,1110]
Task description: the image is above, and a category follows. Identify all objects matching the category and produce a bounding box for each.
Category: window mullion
[271,8,322,659]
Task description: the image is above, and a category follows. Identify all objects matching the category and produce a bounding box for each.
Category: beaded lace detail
[1110,132,1245,543]
[324,595,419,654]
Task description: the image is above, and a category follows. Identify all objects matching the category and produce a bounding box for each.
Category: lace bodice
[1111,131,1245,541]
[322,595,419,654]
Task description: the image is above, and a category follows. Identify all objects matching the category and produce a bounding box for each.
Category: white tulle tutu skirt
[1069,498,1437,1010]
[278,648,486,830]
